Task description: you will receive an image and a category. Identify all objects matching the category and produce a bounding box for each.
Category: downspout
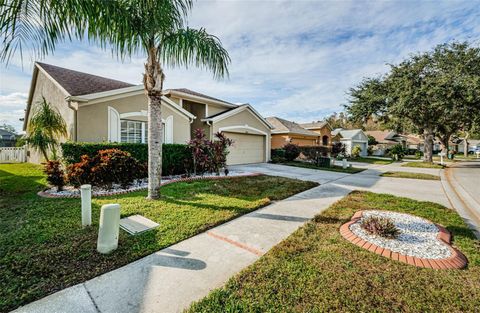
[66,98,78,141]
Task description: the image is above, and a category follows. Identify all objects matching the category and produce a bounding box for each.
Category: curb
[38,173,262,199]
[441,168,480,238]
[340,211,468,269]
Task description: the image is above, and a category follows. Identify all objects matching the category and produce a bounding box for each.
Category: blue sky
[1,0,479,133]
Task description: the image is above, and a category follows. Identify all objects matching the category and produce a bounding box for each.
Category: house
[24,62,272,165]
[299,121,333,146]
[365,130,406,156]
[0,129,17,147]
[331,128,369,156]
[267,117,323,149]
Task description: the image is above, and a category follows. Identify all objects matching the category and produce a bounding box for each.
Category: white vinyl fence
[0,146,27,163]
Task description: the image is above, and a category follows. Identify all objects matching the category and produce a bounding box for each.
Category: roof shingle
[36,62,134,96]
[267,117,320,137]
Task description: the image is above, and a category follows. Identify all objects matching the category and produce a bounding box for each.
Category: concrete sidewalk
[13,162,452,313]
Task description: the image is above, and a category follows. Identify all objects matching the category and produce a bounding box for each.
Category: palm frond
[28,96,67,138]
[160,27,230,79]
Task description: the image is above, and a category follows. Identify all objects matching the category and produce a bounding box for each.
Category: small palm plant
[360,216,400,239]
[25,97,67,161]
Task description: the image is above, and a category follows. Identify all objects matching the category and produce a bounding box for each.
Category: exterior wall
[271,134,319,149]
[206,105,226,117]
[212,109,271,161]
[309,126,332,146]
[77,94,190,144]
[271,134,289,149]
[182,100,210,137]
[27,71,73,163]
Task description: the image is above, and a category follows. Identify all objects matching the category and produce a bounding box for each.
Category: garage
[223,132,266,165]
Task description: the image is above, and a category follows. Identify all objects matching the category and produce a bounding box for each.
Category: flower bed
[340,210,468,269]
[39,171,261,198]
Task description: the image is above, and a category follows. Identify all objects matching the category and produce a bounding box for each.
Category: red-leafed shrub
[43,160,65,191]
[210,132,234,175]
[66,155,94,187]
[284,143,300,161]
[66,149,146,189]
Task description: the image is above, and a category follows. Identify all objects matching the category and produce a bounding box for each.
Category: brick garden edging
[38,173,262,199]
[340,211,468,269]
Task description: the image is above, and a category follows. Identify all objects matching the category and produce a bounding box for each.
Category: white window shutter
[108,106,120,142]
[165,115,174,144]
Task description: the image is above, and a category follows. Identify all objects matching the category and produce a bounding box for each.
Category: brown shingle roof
[166,88,234,105]
[266,117,320,137]
[36,62,134,96]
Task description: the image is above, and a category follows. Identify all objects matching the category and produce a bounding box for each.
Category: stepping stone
[119,215,159,235]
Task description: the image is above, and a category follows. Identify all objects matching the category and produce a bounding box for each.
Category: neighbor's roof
[267,117,320,137]
[165,88,235,106]
[365,130,398,143]
[0,129,16,139]
[299,121,330,130]
[36,62,134,96]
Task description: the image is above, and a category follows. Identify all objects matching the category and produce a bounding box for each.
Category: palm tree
[1,0,230,199]
[25,97,67,161]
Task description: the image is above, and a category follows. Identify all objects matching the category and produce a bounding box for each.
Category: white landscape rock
[350,210,452,259]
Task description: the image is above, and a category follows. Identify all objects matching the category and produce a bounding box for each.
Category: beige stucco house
[24,62,272,165]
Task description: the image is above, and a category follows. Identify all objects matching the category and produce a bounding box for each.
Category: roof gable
[36,62,134,96]
[165,88,236,107]
[299,121,331,131]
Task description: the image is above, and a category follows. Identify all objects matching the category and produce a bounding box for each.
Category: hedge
[61,142,191,176]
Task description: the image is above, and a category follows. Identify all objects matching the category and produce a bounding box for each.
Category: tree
[24,97,67,161]
[1,0,230,199]
[346,42,480,162]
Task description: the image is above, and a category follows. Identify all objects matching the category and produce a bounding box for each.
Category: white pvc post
[97,204,121,254]
[342,158,348,169]
[80,184,92,227]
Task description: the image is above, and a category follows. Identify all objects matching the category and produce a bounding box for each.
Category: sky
[1,0,479,133]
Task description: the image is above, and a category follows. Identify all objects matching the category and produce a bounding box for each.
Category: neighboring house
[299,121,333,146]
[267,117,322,149]
[24,62,272,165]
[451,139,480,153]
[331,128,369,156]
[365,130,407,156]
[0,129,17,147]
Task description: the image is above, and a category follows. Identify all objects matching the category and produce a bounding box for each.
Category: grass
[402,161,446,169]
[380,171,440,180]
[0,163,317,312]
[348,157,393,165]
[188,191,480,312]
[281,161,365,174]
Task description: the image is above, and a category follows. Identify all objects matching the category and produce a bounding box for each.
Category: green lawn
[188,191,480,312]
[348,157,393,165]
[281,161,365,174]
[0,163,317,312]
[380,171,440,180]
[402,161,446,169]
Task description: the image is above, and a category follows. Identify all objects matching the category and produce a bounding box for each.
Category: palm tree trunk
[423,128,434,163]
[144,47,164,200]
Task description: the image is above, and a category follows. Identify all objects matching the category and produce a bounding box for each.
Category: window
[121,120,146,143]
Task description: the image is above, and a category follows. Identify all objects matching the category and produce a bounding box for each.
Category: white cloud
[0,0,479,128]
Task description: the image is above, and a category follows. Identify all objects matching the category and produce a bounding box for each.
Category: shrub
[390,144,406,161]
[66,149,146,189]
[284,143,300,161]
[360,216,400,239]
[298,146,331,167]
[43,160,65,191]
[61,142,190,176]
[367,135,378,146]
[66,155,94,187]
[187,129,233,176]
[210,132,234,175]
[351,146,362,158]
[415,150,424,159]
[331,142,345,158]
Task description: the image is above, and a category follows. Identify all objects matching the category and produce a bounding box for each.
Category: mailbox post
[80,184,92,227]
[438,151,446,165]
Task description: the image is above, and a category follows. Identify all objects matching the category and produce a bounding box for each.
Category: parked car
[468,146,480,154]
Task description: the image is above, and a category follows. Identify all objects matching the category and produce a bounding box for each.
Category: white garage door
[224,132,265,165]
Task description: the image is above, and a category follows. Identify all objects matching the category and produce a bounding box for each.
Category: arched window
[322,135,329,146]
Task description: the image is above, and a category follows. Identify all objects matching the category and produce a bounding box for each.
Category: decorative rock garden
[39,170,260,198]
[340,210,468,269]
